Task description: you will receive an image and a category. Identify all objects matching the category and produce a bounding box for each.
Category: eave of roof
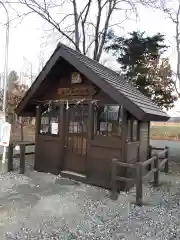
[16,43,170,122]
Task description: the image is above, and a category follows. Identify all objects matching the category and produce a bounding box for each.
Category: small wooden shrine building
[16,43,169,189]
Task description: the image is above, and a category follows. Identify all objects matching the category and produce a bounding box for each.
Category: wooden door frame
[61,103,90,174]
[59,103,65,170]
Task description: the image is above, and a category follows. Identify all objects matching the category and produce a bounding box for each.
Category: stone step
[60,170,87,182]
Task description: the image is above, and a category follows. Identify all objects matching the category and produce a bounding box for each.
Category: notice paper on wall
[100,122,112,132]
[51,122,58,134]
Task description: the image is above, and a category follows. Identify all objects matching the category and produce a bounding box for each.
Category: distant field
[151,122,180,140]
[151,122,180,127]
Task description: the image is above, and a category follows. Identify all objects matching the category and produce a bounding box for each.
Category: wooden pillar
[34,105,41,170]
[153,154,159,187]
[121,106,127,162]
[137,120,140,141]
[164,146,169,174]
[35,105,41,138]
[59,103,65,170]
[136,162,143,205]
[136,121,141,163]
[147,145,152,171]
[86,102,93,175]
[137,144,140,162]
[7,143,14,172]
[120,106,128,190]
[130,119,133,141]
[19,144,25,174]
[147,121,151,146]
[88,102,93,139]
[111,158,118,200]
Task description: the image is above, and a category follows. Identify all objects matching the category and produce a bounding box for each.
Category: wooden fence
[111,146,169,205]
[8,142,35,174]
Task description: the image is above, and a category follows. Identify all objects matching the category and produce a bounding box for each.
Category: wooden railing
[111,146,169,205]
[8,142,35,174]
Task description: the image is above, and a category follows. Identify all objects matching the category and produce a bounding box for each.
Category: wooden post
[137,144,140,162]
[59,103,65,170]
[153,154,159,187]
[19,144,25,174]
[147,145,152,171]
[164,146,169,174]
[35,105,41,138]
[19,116,24,142]
[136,162,143,205]
[34,105,41,170]
[121,106,128,190]
[111,158,118,200]
[7,143,13,172]
[86,102,93,175]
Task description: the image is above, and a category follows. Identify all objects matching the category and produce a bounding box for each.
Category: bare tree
[157,0,180,95]
[5,0,157,62]
[38,49,45,72]
[0,79,29,141]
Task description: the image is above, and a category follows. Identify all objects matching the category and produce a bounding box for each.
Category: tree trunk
[72,0,80,50]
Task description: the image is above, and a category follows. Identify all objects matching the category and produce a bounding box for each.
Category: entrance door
[63,104,88,174]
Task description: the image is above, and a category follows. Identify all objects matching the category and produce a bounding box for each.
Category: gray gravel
[0,140,179,239]
[0,156,178,239]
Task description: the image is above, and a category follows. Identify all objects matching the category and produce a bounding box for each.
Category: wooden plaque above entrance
[57,86,97,97]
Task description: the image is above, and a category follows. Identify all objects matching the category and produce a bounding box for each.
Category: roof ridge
[16,41,169,120]
[57,42,121,77]
[58,43,159,103]
[56,42,168,119]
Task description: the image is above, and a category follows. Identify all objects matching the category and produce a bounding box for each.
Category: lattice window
[94,105,122,137]
[40,106,59,135]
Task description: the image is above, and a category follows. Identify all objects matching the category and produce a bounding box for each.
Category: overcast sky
[0,3,179,114]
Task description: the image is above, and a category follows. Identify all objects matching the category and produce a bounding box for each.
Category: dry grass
[151,122,180,140]
[151,122,180,127]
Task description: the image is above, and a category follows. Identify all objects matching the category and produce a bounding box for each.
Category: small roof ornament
[71,72,82,84]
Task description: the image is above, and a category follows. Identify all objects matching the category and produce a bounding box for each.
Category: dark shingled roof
[16,43,169,121]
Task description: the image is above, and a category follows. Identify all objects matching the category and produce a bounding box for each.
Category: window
[94,105,122,137]
[68,121,87,133]
[40,110,49,134]
[68,105,88,133]
[40,106,59,135]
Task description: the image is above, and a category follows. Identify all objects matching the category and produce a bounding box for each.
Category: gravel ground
[0,155,178,239]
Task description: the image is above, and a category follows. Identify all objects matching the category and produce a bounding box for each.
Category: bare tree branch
[72,0,80,50]
[85,38,96,54]
[6,0,80,50]
[4,0,157,61]
[80,0,92,54]
[96,0,116,61]
[93,0,103,60]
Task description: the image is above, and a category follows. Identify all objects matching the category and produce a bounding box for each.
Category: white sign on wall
[0,122,11,147]
[51,122,58,134]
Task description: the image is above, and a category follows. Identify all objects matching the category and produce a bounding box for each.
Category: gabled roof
[16,43,169,121]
